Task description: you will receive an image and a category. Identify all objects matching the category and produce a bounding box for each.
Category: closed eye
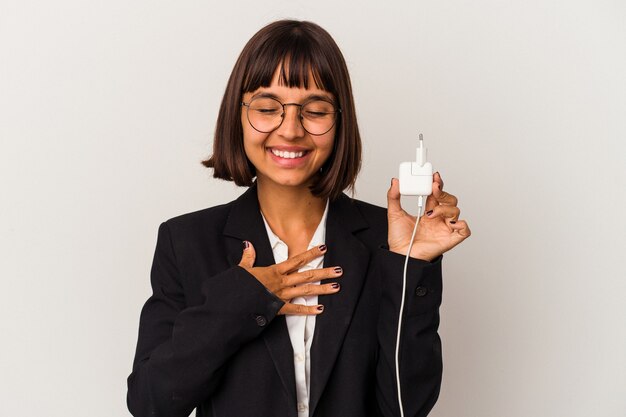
[254,108,281,114]
[303,110,331,118]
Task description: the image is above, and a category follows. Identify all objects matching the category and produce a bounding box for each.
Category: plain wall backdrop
[1,0,625,416]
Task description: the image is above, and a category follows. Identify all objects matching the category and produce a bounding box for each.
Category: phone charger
[399,162,433,196]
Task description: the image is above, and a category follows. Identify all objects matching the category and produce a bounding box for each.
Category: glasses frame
[241,97,342,136]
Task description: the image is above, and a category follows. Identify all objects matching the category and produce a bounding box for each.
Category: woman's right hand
[238,241,343,315]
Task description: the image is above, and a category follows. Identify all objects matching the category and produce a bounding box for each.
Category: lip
[266,147,312,168]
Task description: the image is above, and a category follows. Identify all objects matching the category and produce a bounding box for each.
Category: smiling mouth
[268,148,310,159]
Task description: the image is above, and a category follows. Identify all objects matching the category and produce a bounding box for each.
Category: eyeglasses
[241,96,341,136]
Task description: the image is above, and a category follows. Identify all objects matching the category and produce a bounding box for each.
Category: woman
[127,20,470,417]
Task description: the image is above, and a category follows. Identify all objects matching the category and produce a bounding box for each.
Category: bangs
[241,29,337,96]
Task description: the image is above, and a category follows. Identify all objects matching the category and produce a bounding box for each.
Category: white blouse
[259,199,329,417]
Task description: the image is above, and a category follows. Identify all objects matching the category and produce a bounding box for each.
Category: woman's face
[241,68,336,192]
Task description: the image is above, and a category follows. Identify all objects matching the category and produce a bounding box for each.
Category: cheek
[318,130,336,156]
[241,118,265,151]
[242,135,260,163]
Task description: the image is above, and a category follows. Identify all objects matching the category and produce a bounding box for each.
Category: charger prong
[417,133,426,166]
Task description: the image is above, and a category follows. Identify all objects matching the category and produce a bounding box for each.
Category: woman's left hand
[387,172,471,262]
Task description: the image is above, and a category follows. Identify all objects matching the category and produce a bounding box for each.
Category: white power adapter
[399,133,433,200]
[395,133,434,417]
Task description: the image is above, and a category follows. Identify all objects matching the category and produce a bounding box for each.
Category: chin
[259,172,316,189]
[275,177,309,187]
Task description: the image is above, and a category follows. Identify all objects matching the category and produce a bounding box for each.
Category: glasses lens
[301,100,337,135]
[247,97,283,132]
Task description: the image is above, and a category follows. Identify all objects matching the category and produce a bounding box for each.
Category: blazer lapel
[222,184,372,417]
[222,183,297,413]
[309,194,371,416]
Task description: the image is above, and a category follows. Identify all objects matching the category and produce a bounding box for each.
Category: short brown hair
[201,20,362,201]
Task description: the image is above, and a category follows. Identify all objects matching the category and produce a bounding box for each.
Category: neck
[256,177,327,237]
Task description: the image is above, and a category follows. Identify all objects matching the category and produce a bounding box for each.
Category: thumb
[387,178,404,216]
[238,241,256,269]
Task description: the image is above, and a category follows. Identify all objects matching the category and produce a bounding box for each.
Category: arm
[376,173,470,415]
[126,222,283,417]
[374,247,443,417]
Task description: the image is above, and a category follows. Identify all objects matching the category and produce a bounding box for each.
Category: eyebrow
[250,91,335,103]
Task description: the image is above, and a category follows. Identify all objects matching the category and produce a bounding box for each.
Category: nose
[276,103,305,139]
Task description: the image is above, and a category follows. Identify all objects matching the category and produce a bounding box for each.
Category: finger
[432,182,458,206]
[387,178,404,215]
[285,266,343,286]
[424,173,443,213]
[279,282,340,300]
[425,205,461,222]
[424,193,439,213]
[434,171,444,190]
[449,219,472,238]
[238,241,256,269]
[278,244,327,275]
[278,303,324,316]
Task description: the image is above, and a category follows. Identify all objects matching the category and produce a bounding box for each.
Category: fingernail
[243,241,250,249]
[450,220,457,224]
[319,244,327,252]
[317,305,324,311]
[426,210,433,216]
[334,266,343,274]
[332,283,340,289]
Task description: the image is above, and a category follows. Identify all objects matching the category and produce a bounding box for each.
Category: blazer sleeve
[126,221,284,417]
[373,246,444,417]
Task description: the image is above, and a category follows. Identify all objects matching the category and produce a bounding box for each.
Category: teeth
[271,149,306,159]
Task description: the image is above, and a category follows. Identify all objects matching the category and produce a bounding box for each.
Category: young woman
[127,20,470,417]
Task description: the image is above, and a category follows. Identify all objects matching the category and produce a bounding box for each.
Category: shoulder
[347,197,387,220]
[338,195,387,227]
[333,195,389,248]
[160,200,235,238]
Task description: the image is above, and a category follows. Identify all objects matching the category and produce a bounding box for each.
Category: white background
[1,1,625,416]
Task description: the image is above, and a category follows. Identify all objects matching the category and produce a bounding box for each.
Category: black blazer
[127,183,443,417]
